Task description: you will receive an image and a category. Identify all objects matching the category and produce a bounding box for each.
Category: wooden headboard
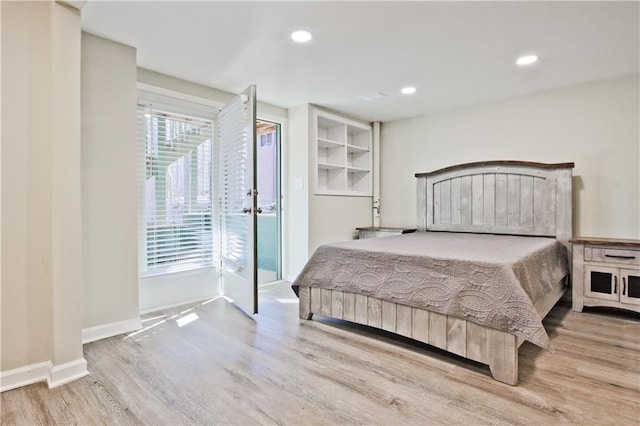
[415,161,574,254]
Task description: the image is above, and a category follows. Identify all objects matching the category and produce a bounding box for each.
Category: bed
[293,161,574,385]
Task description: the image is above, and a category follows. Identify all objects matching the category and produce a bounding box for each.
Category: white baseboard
[48,358,89,389]
[0,357,89,392]
[82,317,142,344]
[139,294,220,315]
[0,361,50,392]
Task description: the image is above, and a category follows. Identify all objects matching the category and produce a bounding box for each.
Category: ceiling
[81,1,639,122]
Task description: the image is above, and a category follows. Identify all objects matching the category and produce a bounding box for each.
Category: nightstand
[571,237,640,313]
[356,227,417,239]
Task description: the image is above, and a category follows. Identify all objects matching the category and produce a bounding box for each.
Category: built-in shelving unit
[314,111,372,196]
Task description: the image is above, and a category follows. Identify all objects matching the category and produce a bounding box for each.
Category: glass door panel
[256,120,281,284]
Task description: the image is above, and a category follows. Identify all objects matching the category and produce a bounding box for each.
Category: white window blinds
[137,96,215,276]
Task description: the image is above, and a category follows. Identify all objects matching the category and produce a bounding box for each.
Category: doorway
[256,120,282,285]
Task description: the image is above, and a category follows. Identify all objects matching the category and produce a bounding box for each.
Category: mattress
[292,231,569,349]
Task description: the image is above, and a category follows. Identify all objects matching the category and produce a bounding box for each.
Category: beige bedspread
[292,231,569,349]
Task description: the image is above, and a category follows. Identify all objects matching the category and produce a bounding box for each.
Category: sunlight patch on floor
[275,298,299,304]
[176,313,199,327]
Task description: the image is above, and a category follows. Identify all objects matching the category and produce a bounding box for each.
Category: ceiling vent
[359,92,388,102]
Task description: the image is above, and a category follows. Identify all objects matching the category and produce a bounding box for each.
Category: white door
[215,85,258,314]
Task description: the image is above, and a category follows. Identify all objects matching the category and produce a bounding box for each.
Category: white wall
[286,105,311,280]
[139,269,219,313]
[81,33,140,334]
[138,68,287,120]
[1,1,87,390]
[380,75,640,239]
[308,197,371,254]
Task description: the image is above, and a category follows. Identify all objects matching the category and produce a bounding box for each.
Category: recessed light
[516,55,539,66]
[291,30,312,43]
[401,87,417,95]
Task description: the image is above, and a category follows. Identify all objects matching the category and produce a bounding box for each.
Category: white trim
[48,358,89,389]
[136,82,225,112]
[58,1,87,11]
[0,361,50,392]
[287,274,298,283]
[139,293,221,315]
[0,358,89,392]
[140,262,215,279]
[82,317,142,344]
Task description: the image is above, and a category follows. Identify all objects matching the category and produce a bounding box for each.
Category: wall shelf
[314,110,372,196]
[318,163,344,170]
[346,144,369,153]
[318,138,344,149]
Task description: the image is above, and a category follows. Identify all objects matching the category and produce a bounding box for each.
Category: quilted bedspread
[292,231,569,349]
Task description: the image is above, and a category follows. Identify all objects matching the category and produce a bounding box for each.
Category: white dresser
[356,227,417,239]
[571,237,640,313]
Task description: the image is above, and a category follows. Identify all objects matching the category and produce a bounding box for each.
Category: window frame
[137,86,221,278]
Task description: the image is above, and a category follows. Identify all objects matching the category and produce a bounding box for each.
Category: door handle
[373,198,381,214]
[622,277,627,296]
[605,254,636,260]
[614,276,618,294]
[242,207,262,214]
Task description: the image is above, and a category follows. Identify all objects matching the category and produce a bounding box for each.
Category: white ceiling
[81,1,639,122]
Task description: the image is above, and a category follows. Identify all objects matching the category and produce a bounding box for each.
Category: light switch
[294,177,304,190]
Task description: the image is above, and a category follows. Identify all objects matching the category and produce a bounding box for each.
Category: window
[138,100,215,276]
[259,132,273,147]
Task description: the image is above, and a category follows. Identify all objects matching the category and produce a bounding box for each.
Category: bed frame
[299,161,574,385]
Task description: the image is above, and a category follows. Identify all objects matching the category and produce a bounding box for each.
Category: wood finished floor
[2,282,639,425]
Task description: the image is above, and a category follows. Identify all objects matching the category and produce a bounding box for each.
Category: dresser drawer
[585,247,640,265]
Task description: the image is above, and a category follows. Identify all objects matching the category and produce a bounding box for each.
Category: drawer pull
[605,254,636,260]
[614,276,617,294]
[622,277,626,296]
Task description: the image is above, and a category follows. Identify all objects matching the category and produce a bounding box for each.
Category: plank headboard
[415,161,574,254]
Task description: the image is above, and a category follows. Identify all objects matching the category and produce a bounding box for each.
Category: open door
[215,85,258,314]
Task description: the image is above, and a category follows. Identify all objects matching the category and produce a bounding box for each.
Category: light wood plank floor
[2,282,639,425]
